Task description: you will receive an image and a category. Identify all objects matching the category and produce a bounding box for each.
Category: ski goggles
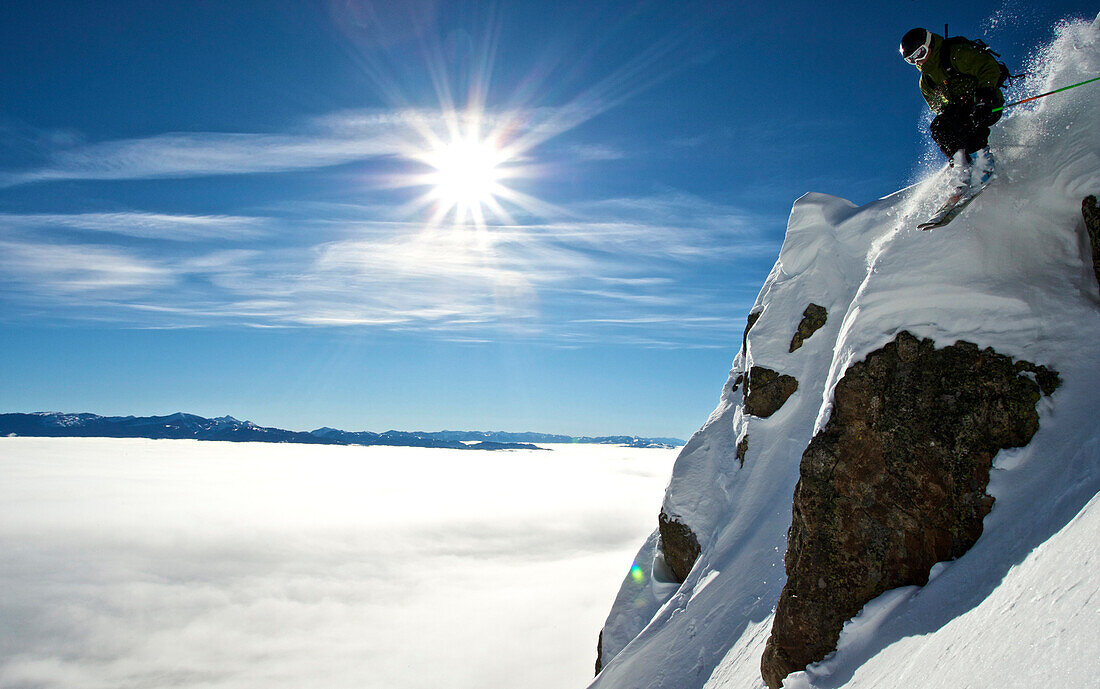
[902,34,933,64]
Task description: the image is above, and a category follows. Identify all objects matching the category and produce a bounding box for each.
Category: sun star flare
[393,107,540,231]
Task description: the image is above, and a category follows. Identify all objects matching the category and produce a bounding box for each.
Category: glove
[972,87,1000,126]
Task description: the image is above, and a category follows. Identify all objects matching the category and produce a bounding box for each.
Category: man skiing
[900,27,1006,194]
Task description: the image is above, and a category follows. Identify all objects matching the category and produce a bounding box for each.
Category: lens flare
[412,123,518,229]
[334,2,692,236]
[380,106,543,234]
[630,562,646,584]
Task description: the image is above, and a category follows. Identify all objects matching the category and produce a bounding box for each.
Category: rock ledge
[761,331,1058,688]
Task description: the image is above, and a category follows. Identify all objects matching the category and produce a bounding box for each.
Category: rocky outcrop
[596,631,604,674]
[760,331,1058,688]
[743,311,761,354]
[1084,195,1100,297]
[736,434,749,468]
[789,303,828,352]
[744,366,799,418]
[658,510,702,583]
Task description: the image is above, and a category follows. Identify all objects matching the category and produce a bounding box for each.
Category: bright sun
[398,109,529,230]
[426,138,505,209]
[390,105,553,231]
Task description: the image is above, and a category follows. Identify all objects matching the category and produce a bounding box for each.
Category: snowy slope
[593,14,1100,689]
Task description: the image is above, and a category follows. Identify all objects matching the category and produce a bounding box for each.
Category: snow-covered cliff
[593,14,1100,689]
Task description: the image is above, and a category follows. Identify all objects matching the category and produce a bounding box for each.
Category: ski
[918,185,987,231]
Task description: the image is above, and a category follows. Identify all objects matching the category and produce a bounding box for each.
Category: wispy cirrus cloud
[0,129,401,187]
[0,104,607,188]
[0,241,173,294]
[0,110,408,187]
[0,191,776,345]
[0,212,270,241]
[558,143,627,161]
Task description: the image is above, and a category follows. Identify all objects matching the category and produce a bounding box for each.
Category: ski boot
[947,149,972,195]
[972,147,996,187]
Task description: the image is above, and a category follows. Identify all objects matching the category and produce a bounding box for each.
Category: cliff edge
[593,15,1100,689]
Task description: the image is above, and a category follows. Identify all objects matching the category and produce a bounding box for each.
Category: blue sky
[0,0,1092,438]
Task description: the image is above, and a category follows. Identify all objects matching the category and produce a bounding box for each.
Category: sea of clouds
[0,438,675,689]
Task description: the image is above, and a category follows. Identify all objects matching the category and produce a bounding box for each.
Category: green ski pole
[994,76,1100,112]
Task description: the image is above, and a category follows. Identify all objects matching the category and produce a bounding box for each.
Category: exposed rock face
[760,331,1058,688]
[596,631,604,674]
[658,510,702,583]
[743,311,761,354]
[736,434,749,468]
[789,303,828,352]
[1084,195,1100,297]
[744,366,799,418]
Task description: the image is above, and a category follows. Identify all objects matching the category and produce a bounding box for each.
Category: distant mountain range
[0,412,684,450]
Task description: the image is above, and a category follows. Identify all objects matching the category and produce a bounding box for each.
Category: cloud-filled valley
[0,438,675,689]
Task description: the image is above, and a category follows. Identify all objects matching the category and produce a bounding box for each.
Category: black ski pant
[930,105,1002,159]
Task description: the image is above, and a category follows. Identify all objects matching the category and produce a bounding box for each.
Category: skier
[900,27,1006,193]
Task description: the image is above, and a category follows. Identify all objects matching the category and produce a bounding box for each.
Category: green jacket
[917,34,1006,113]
